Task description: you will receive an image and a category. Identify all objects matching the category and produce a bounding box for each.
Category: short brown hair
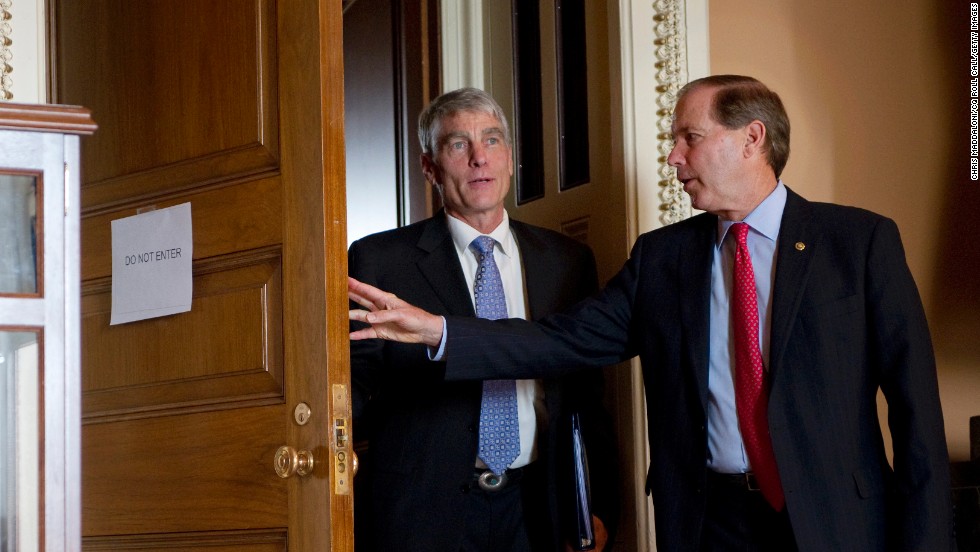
[678,75,791,178]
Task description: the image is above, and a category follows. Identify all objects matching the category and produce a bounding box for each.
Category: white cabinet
[0,103,95,552]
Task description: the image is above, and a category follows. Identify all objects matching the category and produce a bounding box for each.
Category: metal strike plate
[332,383,351,495]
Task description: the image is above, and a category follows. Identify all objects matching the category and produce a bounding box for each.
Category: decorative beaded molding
[652,0,691,224]
[0,0,11,101]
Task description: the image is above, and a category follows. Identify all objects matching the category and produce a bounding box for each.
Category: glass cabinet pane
[1,330,40,552]
[0,174,40,296]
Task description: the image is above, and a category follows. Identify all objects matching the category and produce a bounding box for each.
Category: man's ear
[743,120,767,159]
[420,153,437,185]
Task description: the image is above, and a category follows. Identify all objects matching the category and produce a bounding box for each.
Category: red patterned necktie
[730,222,785,511]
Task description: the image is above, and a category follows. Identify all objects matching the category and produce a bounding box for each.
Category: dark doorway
[343,0,440,244]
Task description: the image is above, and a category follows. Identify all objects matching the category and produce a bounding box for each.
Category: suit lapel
[509,222,548,320]
[681,215,717,408]
[510,222,567,416]
[416,212,476,317]
[769,188,816,378]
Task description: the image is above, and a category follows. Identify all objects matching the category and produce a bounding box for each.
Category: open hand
[348,277,445,347]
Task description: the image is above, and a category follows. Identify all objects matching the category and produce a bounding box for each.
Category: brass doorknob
[274,445,314,478]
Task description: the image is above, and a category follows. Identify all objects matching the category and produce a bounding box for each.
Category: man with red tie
[349,75,954,551]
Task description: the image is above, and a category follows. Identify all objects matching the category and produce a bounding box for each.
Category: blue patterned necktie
[470,236,520,475]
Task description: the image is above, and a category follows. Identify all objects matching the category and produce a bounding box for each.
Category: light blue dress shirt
[706,182,787,474]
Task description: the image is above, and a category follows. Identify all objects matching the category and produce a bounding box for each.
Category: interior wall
[709,0,979,461]
[6,0,44,102]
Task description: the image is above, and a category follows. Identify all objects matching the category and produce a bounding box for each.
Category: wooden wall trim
[0,102,96,135]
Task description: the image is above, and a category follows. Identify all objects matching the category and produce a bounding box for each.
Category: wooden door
[49,1,352,550]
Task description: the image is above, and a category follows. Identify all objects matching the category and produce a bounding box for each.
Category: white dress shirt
[445,211,544,470]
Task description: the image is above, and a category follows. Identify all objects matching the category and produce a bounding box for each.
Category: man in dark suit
[349,75,954,551]
[349,87,617,552]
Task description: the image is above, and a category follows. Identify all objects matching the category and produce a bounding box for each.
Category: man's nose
[469,143,487,167]
[666,144,684,167]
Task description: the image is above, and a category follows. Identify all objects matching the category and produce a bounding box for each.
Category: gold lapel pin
[795,242,806,251]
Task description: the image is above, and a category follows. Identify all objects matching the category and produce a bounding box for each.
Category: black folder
[569,412,595,550]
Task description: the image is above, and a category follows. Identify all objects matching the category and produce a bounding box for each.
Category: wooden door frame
[279,0,353,549]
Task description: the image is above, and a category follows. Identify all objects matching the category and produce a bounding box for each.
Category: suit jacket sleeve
[866,218,953,549]
[444,237,645,381]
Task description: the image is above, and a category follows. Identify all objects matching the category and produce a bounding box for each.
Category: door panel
[80,249,283,419]
[82,407,285,535]
[79,178,284,277]
[61,0,280,211]
[51,0,350,550]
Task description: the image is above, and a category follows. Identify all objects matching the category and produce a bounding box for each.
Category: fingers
[349,307,399,325]
[348,276,405,311]
[349,326,379,341]
[348,276,382,310]
[348,290,377,311]
[349,308,371,323]
[346,277,445,347]
[348,307,416,342]
[593,516,608,550]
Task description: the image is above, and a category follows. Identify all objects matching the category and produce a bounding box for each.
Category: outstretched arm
[348,277,445,347]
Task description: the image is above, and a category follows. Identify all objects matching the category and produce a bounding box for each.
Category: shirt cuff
[427,316,448,361]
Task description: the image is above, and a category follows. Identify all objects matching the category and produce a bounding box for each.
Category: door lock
[333,384,352,494]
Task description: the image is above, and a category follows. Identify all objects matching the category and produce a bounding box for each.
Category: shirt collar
[716,181,787,246]
[446,210,516,259]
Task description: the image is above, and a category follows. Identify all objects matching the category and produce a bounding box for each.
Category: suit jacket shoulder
[509,219,599,317]
[348,214,448,265]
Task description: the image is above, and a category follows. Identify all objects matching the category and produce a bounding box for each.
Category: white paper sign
[110,203,193,325]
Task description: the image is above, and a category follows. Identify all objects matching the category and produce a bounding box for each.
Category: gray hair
[417,88,511,155]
